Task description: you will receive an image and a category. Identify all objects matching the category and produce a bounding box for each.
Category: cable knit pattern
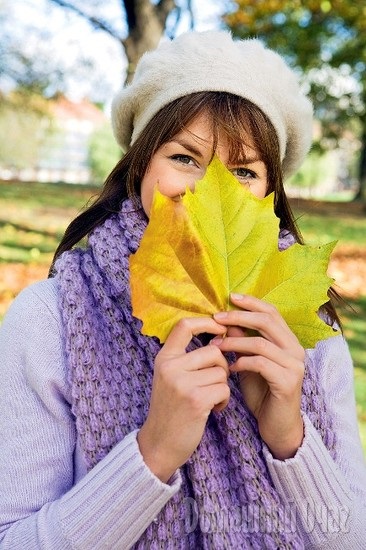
[55,199,337,549]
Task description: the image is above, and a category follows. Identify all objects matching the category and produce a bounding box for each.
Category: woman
[0,30,365,549]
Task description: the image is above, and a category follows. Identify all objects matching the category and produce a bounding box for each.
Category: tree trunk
[354,117,366,205]
[122,0,176,83]
[48,1,178,84]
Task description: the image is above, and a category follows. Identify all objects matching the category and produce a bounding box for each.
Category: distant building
[0,95,107,184]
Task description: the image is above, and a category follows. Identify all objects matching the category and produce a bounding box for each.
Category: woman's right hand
[137,317,230,483]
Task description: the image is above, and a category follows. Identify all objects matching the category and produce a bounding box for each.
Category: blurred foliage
[0,0,61,93]
[224,0,366,199]
[0,90,53,171]
[289,149,337,189]
[1,0,195,95]
[88,123,121,183]
[0,0,107,99]
[294,206,366,452]
[294,210,366,246]
[0,180,95,264]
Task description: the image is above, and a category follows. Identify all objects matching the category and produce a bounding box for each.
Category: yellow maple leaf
[130,156,338,348]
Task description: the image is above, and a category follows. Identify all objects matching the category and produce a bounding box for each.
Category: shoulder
[2,277,61,330]
[0,277,71,407]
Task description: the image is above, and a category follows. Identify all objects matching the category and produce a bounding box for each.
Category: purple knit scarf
[56,198,336,549]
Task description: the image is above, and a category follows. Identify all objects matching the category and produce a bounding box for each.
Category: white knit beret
[111,30,313,178]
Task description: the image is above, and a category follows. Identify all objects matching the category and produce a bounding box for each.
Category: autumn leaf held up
[130,157,338,348]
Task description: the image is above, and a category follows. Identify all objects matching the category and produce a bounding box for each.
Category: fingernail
[214,312,228,319]
[210,337,223,345]
[230,293,244,300]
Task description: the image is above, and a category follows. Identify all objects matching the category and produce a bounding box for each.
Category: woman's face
[140,113,268,216]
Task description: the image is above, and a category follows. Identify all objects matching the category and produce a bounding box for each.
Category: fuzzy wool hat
[111,30,313,178]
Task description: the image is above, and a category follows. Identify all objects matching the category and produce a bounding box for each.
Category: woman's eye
[231,167,256,182]
[170,154,195,166]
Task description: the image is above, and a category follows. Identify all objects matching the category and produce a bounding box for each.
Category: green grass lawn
[0,181,96,264]
[294,210,366,246]
[1,181,365,453]
[294,206,366,453]
[337,297,366,451]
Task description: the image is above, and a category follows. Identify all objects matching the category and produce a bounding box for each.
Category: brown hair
[50,91,341,326]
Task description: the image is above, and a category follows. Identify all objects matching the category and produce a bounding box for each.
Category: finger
[211,335,299,368]
[228,294,301,348]
[191,365,229,386]
[201,383,231,413]
[213,310,284,343]
[214,306,299,351]
[231,354,304,387]
[229,293,285,316]
[163,317,227,355]
[158,340,229,375]
[226,326,247,338]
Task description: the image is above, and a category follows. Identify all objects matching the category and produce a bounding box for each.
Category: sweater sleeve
[263,335,366,548]
[0,280,181,549]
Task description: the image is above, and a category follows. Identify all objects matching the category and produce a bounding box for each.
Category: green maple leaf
[130,156,338,348]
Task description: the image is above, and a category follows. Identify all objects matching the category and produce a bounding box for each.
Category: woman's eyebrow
[170,138,205,158]
[234,156,260,164]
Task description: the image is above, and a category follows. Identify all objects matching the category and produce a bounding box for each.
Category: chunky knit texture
[56,199,336,548]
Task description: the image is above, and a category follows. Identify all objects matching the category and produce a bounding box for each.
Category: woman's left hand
[211,293,305,460]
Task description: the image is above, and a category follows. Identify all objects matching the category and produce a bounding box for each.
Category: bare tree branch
[186,0,194,30]
[159,0,194,39]
[48,0,122,40]
[156,0,177,27]
[47,0,194,84]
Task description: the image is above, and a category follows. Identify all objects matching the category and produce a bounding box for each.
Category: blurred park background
[0,0,365,452]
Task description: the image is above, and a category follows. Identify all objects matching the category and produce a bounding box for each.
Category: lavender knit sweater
[0,278,366,548]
